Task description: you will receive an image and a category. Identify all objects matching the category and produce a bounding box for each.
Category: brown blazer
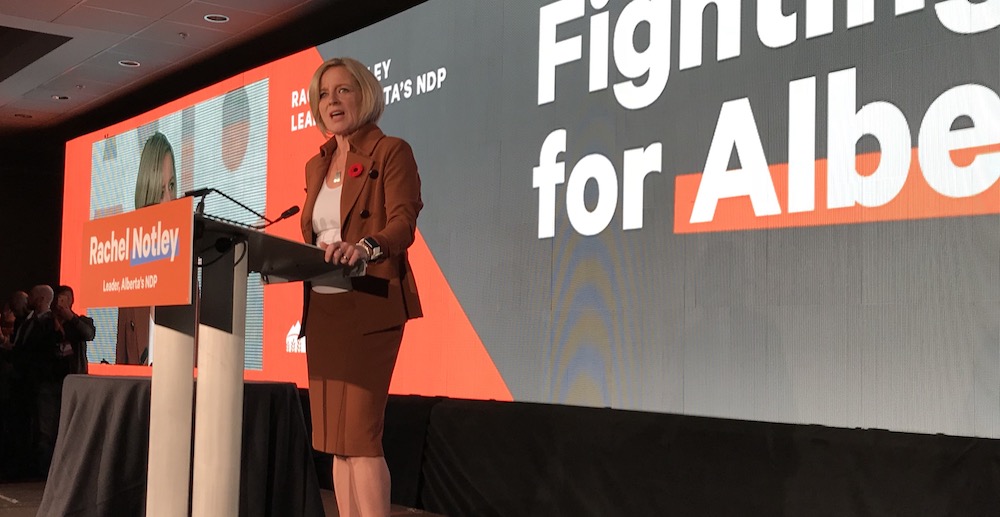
[300,123,423,333]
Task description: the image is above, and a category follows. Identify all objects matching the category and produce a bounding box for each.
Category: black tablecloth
[38,375,324,516]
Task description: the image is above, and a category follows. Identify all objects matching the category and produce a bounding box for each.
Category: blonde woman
[300,57,423,517]
[135,131,178,209]
[116,131,177,365]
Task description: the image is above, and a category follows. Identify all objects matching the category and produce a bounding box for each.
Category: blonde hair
[135,132,176,209]
[309,57,385,136]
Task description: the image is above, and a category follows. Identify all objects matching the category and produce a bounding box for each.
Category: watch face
[363,237,381,259]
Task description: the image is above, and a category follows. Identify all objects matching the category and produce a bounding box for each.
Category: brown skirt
[305,291,403,456]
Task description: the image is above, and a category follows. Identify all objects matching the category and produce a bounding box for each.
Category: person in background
[11,285,57,378]
[0,300,15,350]
[9,291,28,337]
[0,299,17,479]
[117,131,177,365]
[0,297,16,385]
[300,57,423,517]
[52,285,96,376]
[10,284,60,476]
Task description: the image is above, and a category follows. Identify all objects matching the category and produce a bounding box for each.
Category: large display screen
[62,0,1000,439]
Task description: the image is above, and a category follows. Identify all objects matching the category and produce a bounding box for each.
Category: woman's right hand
[319,240,370,267]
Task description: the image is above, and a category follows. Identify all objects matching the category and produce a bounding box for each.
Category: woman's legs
[333,455,357,517]
[333,455,390,517]
[349,456,391,517]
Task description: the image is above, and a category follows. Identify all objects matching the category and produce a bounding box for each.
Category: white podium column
[145,324,195,517]
[191,241,247,517]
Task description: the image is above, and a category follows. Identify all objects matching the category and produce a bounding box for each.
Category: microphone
[255,205,300,229]
[278,205,300,220]
[184,187,214,198]
[184,188,213,214]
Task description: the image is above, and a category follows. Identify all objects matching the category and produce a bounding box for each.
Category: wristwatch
[359,237,383,262]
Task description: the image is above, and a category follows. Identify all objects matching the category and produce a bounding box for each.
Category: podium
[144,214,362,517]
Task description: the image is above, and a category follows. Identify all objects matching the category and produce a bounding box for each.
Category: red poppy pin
[348,163,364,178]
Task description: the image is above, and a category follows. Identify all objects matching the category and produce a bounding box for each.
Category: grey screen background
[317,0,1000,438]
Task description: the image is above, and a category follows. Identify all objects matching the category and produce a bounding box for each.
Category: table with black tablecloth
[38,375,324,516]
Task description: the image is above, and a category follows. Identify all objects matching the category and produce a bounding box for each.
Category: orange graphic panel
[79,197,193,308]
[675,145,1000,234]
[391,230,513,401]
[66,46,514,402]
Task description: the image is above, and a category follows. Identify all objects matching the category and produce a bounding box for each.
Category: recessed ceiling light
[204,14,229,23]
[14,113,32,119]
[52,95,69,100]
[118,59,141,68]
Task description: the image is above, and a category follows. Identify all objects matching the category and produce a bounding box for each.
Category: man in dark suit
[52,285,96,376]
[10,285,61,476]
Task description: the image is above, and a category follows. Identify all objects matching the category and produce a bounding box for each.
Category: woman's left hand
[319,240,370,266]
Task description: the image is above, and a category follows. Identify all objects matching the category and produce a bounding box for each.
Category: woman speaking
[300,57,423,517]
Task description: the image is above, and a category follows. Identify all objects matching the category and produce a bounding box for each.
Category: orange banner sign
[81,197,194,308]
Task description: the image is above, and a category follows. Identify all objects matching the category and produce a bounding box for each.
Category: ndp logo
[532,0,1000,237]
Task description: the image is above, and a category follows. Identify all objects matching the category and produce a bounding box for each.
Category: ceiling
[0,0,329,136]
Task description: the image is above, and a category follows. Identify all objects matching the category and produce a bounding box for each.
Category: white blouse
[311,180,346,294]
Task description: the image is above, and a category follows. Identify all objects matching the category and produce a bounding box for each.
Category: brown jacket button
[360,209,370,218]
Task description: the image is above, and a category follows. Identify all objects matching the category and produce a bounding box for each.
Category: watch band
[359,236,383,262]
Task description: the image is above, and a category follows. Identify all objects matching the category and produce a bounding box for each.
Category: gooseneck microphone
[184,187,214,198]
[279,205,301,219]
[184,187,271,226]
[186,187,300,230]
[184,187,213,214]
[255,206,300,229]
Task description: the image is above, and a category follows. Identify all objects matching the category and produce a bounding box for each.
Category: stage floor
[0,482,443,516]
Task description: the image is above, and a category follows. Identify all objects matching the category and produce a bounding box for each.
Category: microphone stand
[204,188,273,226]
[186,188,299,232]
[186,188,272,229]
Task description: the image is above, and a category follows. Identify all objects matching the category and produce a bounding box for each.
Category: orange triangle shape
[389,229,513,401]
